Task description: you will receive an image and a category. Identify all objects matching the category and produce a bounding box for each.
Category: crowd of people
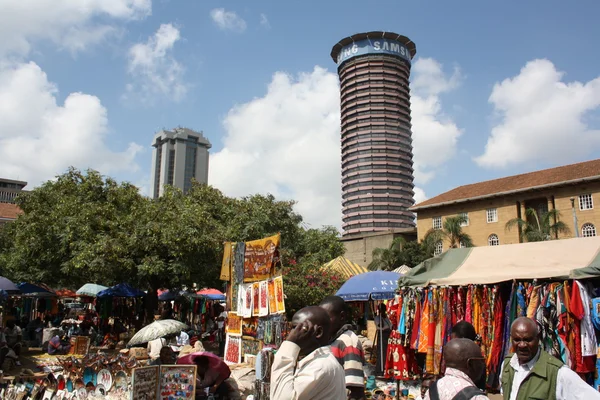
[267,297,600,400]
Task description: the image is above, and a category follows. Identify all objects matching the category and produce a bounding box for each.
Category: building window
[488,234,500,246]
[459,212,469,227]
[582,223,596,237]
[459,241,466,248]
[579,194,594,210]
[434,241,443,256]
[486,208,498,223]
[432,216,442,230]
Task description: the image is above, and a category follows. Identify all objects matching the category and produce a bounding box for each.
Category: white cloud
[475,59,600,168]
[209,67,341,228]
[260,14,270,29]
[125,24,188,104]
[209,59,461,228]
[0,0,151,57]
[210,8,247,32]
[411,58,463,184]
[413,187,428,204]
[0,62,142,186]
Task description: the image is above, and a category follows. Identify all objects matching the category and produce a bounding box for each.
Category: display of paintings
[274,276,286,314]
[230,283,239,314]
[242,317,258,339]
[239,283,253,318]
[158,365,196,400]
[224,335,242,365]
[267,279,277,314]
[131,366,159,400]
[252,282,260,316]
[243,234,280,282]
[226,313,243,336]
[259,280,269,316]
[242,339,263,357]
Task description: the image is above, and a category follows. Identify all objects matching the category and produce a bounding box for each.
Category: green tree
[1,168,143,287]
[368,237,406,271]
[505,208,570,242]
[396,240,429,268]
[423,214,473,251]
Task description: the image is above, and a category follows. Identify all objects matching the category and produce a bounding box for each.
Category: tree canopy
[0,169,345,305]
[423,214,473,250]
[505,208,570,242]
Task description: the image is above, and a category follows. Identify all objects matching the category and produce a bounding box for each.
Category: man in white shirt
[147,337,166,360]
[270,306,346,400]
[500,317,600,400]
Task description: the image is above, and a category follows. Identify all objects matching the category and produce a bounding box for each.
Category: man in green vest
[500,317,600,400]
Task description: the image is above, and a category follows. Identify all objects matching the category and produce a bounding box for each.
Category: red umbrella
[56,289,77,298]
[196,288,224,296]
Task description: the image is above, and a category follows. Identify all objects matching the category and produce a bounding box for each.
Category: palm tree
[368,237,406,271]
[423,214,474,251]
[505,208,570,242]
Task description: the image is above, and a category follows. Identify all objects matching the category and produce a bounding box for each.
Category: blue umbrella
[17,282,54,297]
[0,277,20,294]
[335,271,402,301]
[97,283,145,298]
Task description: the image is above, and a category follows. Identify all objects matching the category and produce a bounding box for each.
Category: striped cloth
[330,325,366,388]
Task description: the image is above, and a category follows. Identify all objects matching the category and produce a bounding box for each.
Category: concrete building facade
[411,159,600,255]
[331,31,418,237]
[150,127,211,198]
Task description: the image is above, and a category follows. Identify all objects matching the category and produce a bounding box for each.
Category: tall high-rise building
[150,127,211,198]
[331,32,417,237]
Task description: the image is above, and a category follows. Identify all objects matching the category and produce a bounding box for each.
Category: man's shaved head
[444,339,486,383]
[319,296,349,337]
[510,317,540,365]
[292,306,332,348]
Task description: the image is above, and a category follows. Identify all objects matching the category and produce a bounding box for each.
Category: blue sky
[1,0,600,229]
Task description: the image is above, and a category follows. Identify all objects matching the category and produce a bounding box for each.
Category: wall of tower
[337,51,416,236]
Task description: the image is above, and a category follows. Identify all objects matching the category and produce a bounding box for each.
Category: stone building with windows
[411,159,600,255]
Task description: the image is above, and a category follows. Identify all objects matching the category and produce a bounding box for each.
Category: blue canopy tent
[17,283,55,298]
[97,283,145,298]
[335,271,401,301]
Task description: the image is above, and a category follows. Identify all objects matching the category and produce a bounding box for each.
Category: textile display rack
[390,237,600,393]
[219,234,291,400]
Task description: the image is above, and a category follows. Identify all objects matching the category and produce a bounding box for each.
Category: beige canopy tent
[399,236,600,287]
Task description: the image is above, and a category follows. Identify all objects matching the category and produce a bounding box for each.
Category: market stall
[391,236,600,391]
[220,234,291,400]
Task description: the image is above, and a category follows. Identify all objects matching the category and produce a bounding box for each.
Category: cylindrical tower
[331,31,417,237]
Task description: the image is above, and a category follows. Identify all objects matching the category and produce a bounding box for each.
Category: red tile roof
[412,159,600,210]
[0,203,22,220]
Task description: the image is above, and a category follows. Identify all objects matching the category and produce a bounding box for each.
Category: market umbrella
[127,319,188,347]
[17,283,55,297]
[76,283,108,297]
[97,283,145,298]
[158,290,177,301]
[56,289,77,298]
[335,271,402,301]
[0,277,20,294]
[197,288,225,301]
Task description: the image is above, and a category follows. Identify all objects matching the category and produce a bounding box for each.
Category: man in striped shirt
[320,295,366,400]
